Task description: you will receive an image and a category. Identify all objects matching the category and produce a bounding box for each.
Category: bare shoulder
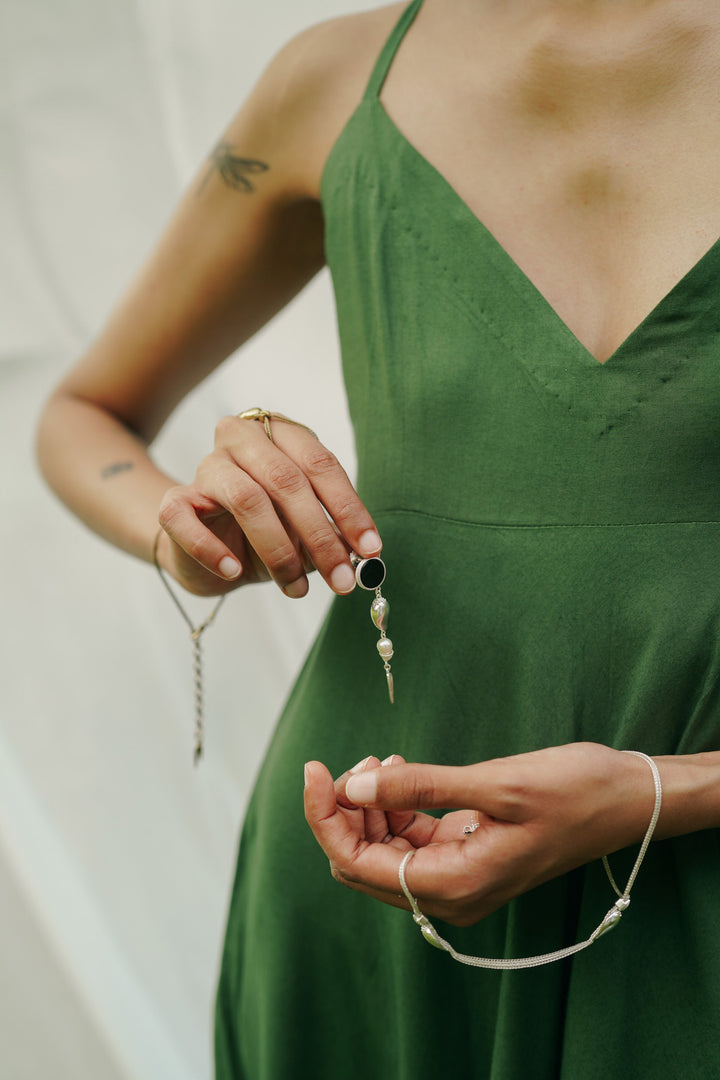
[273,3,407,90]
[220,4,407,200]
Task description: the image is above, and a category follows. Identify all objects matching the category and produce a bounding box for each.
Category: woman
[37,1,720,1076]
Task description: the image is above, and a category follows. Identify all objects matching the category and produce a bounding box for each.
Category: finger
[335,757,443,846]
[332,842,489,925]
[334,756,392,844]
[379,755,418,838]
[304,760,365,856]
[197,450,312,596]
[385,809,441,848]
[214,424,350,595]
[330,825,470,900]
[228,418,380,594]
[345,761,517,818]
[361,754,397,841]
[334,755,381,809]
[304,759,343,830]
[307,763,507,921]
[337,754,444,844]
[270,423,382,560]
[158,487,243,582]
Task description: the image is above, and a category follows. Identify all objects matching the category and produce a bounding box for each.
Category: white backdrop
[1,2,376,1076]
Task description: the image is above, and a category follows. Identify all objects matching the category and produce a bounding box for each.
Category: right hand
[156,412,382,597]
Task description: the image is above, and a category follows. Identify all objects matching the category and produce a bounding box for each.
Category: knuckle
[265,460,306,498]
[214,414,238,444]
[183,534,209,564]
[265,544,301,578]
[327,496,361,527]
[330,864,351,886]
[330,848,365,887]
[304,526,342,561]
[196,447,231,476]
[404,774,436,809]
[395,813,419,839]
[226,479,266,517]
[495,779,529,818]
[302,444,340,478]
[157,490,186,531]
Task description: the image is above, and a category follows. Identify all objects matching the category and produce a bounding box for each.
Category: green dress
[215,2,720,1076]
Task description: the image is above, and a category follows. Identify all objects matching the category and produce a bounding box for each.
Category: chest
[380,2,720,362]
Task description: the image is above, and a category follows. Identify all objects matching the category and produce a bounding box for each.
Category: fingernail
[350,755,372,773]
[330,563,356,594]
[219,556,241,579]
[304,763,310,788]
[346,772,377,805]
[381,754,397,766]
[284,577,308,599]
[357,530,382,556]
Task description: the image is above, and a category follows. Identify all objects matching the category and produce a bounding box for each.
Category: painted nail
[219,555,241,579]
[357,530,382,556]
[330,563,356,594]
[346,771,377,805]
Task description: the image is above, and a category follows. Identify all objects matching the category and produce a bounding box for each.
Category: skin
[36,0,720,922]
[304,748,720,926]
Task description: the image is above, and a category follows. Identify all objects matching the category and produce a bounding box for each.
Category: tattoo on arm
[197,141,270,195]
[101,462,135,479]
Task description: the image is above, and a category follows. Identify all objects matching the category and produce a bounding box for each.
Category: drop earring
[350,553,395,704]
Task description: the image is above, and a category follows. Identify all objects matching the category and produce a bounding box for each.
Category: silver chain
[398,751,662,970]
[153,531,226,763]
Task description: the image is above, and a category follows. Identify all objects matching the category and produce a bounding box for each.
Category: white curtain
[0,2,374,1076]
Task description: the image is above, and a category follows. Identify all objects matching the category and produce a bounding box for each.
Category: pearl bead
[376,637,394,660]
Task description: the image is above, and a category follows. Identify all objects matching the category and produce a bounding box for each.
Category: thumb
[345,761,486,812]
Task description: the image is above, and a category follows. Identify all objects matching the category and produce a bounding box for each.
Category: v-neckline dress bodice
[215,4,720,1078]
[321,0,720,527]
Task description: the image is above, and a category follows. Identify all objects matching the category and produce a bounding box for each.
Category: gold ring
[237,407,318,444]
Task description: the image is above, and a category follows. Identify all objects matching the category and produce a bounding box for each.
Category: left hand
[304,743,657,926]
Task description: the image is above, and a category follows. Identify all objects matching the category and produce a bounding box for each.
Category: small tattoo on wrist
[101,461,135,479]
[197,141,269,195]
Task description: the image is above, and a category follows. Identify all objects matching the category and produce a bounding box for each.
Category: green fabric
[215,1,720,1075]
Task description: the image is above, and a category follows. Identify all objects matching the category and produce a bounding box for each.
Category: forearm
[654,751,720,839]
[36,391,174,564]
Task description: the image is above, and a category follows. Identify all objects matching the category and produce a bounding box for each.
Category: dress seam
[372,507,720,529]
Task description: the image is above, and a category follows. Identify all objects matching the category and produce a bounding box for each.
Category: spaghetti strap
[363,0,425,101]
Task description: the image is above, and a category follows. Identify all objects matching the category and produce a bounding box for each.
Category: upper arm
[55,6,404,442]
